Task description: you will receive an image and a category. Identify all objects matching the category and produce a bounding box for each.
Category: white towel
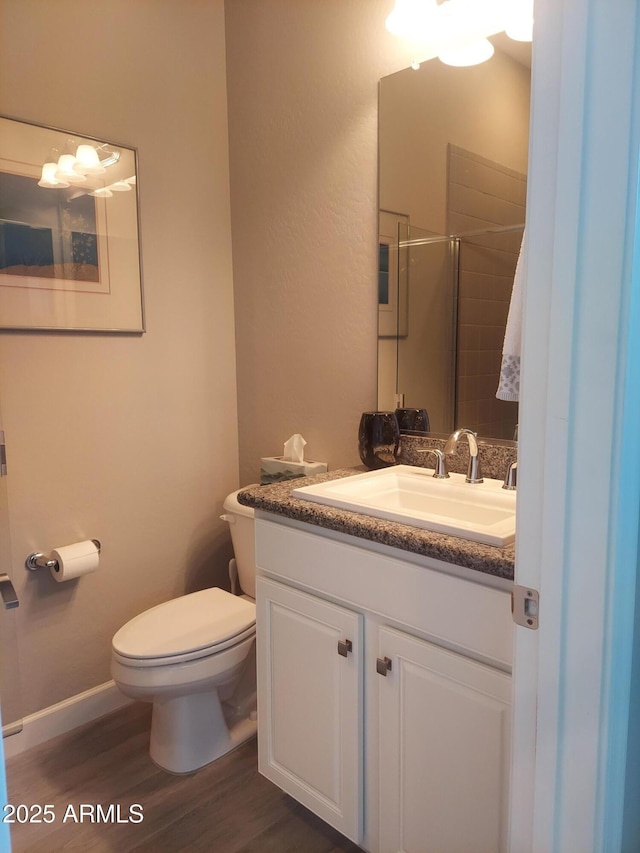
[496,231,526,402]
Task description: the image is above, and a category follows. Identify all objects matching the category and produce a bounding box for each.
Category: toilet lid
[112,588,256,661]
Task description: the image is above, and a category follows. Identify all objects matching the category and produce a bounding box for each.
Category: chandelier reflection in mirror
[37,138,135,199]
[385,0,533,67]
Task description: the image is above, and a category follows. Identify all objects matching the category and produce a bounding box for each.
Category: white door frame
[510,0,640,850]
[0,711,9,852]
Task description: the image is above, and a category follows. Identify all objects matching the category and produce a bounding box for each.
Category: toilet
[111,489,256,774]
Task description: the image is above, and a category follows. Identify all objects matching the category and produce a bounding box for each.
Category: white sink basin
[292,465,516,547]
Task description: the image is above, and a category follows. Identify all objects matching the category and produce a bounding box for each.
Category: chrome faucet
[443,428,484,484]
[417,447,449,478]
[502,460,517,490]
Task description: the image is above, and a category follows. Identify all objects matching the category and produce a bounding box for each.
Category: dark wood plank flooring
[5,703,363,853]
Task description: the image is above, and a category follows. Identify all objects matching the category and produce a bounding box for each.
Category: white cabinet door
[256,577,363,843]
[378,626,511,853]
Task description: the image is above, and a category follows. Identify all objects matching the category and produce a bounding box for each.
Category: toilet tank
[222,489,256,598]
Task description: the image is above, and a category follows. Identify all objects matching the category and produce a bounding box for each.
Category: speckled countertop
[237,466,515,582]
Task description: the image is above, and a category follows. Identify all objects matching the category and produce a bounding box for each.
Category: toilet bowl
[111,488,256,774]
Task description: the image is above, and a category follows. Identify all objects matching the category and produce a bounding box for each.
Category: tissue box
[260,457,328,485]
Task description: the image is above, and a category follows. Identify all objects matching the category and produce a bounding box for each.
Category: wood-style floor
[5,703,363,853]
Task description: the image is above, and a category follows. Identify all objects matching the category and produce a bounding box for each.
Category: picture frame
[0,115,144,332]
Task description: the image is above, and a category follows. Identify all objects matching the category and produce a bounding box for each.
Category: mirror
[378,36,531,440]
[0,115,143,332]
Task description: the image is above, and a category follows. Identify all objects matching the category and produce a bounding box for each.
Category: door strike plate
[511,585,539,629]
[0,431,6,477]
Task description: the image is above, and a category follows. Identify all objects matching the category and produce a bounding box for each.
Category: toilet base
[149,687,257,774]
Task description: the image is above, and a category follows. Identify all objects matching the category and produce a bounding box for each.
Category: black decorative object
[358,412,400,469]
[395,407,431,433]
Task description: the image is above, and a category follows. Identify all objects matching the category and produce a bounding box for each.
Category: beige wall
[0,0,239,716]
[0,0,441,716]
[225,0,418,485]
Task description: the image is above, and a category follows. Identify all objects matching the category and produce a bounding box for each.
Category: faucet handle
[502,460,517,490]
[417,448,450,479]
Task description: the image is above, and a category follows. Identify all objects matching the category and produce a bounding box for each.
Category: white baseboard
[3,680,133,760]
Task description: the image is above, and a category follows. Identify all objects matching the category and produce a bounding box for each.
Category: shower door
[395,223,458,434]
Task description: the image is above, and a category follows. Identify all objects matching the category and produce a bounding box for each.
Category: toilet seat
[112,588,256,668]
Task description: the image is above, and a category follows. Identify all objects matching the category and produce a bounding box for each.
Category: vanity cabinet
[255,516,513,853]
[377,626,511,853]
[256,577,363,841]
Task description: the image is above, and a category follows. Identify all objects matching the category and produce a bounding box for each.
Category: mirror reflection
[0,115,143,332]
[378,36,531,440]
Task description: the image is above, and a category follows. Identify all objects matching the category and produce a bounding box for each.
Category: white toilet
[111,489,256,774]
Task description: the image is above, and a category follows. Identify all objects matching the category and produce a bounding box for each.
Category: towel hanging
[496,231,526,402]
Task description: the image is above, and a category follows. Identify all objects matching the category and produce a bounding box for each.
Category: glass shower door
[396,223,458,434]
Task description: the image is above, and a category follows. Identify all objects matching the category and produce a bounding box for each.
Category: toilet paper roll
[50,540,100,582]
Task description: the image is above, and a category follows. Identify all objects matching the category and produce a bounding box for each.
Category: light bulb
[385,0,438,38]
[438,37,494,66]
[505,0,534,42]
[38,162,70,188]
[74,144,105,175]
[505,17,533,41]
[55,154,86,184]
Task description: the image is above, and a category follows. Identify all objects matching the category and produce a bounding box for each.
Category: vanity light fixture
[73,143,106,175]
[505,0,533,41]
[506,19,533,41]
[438,37,495,66]
[38,161,70,189]
[55,153,87,184]
[385,0,533,66]
[88,176,135,197]
[36,140,122,191]
[385,0,439,37]
[89,187,113,198]
[94,146,120,169]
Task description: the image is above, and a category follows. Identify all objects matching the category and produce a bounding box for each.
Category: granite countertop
[237,467,515,582]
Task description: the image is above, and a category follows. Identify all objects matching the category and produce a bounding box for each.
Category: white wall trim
[511,0,640,849]
[2,681,132,760]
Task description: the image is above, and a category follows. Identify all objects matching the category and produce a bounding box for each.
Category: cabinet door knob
[376,656,392,676]
[337,639,353,657]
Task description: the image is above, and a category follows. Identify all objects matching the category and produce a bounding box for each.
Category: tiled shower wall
[447,145,524,439]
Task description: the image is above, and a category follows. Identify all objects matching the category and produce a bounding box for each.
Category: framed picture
[378,209,409,338]
[0,115,144,332]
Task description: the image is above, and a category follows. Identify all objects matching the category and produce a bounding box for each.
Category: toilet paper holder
[26,539,101,572]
